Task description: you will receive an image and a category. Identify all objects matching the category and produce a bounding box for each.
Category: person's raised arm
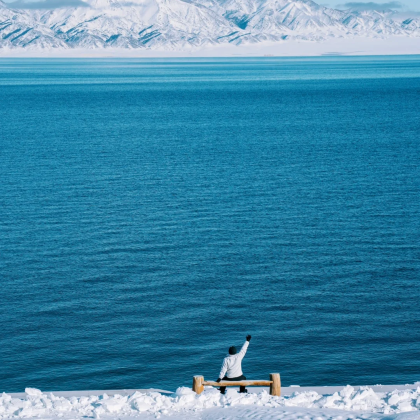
[238,335,251,359]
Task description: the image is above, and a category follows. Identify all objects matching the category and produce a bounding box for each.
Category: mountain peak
[0,0,419,49]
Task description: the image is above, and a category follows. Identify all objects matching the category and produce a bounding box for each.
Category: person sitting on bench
[216,335,251,394]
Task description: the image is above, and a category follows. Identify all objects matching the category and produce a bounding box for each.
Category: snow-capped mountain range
[0,0,419,49]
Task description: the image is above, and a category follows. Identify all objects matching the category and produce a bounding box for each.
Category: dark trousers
[219,375,247,394]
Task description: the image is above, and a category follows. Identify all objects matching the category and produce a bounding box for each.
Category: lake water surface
[0,57,419,393]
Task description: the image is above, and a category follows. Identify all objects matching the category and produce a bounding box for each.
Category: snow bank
[1,385,420,419]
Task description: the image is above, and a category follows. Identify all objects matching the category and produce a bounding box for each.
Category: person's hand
[216,378,221,383]
[246,334,252,342]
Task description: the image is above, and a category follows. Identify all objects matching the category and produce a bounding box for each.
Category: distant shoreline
[0,37,419,58]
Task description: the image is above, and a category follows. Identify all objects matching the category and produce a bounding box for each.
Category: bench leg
[269,373,281,396]
[193,376,204,394]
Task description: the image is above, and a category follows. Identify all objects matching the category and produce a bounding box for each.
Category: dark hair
[229,346,237,355]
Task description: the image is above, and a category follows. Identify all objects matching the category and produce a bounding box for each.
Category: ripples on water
[0,57,419,392]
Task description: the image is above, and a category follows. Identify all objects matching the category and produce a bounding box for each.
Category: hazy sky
[327,0,420,11]
[3,0,420,12]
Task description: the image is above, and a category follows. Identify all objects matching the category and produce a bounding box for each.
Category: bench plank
[203,380,272,387]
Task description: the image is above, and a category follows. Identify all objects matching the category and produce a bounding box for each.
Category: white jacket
[219,341,249,379]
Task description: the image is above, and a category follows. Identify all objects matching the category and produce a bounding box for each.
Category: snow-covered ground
[2,384,420,420]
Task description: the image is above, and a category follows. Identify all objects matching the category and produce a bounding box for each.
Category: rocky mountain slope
[0,0,419,49]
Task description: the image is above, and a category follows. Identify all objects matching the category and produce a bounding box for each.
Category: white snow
[1,385,420,420]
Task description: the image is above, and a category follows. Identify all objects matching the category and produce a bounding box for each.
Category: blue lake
[0,56,419,393]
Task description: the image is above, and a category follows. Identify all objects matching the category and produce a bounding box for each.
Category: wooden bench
[192,373,281,396]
